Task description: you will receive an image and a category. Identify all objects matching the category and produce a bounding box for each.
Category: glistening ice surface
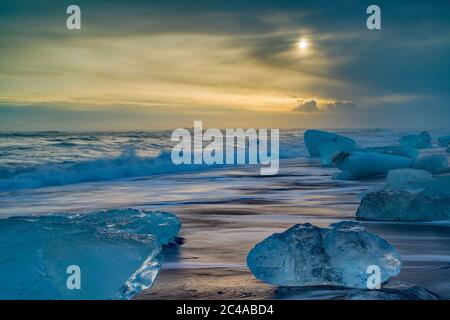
[247,221,401,288]
[0,209,180,300]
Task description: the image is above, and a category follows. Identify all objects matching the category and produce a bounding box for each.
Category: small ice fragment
[304,130,356,157]
[330,220,366,232]
[247,222,401,289]
[413,154,448,174]
[399,131,432,149]
[438,135,450,148]
[387,169,432,189]
[332,151,414,179]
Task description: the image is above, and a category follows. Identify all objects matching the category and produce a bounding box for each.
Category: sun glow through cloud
[298,39,309,50]
[0,1,449,130]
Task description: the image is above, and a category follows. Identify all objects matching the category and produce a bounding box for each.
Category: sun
[298,39,309,50]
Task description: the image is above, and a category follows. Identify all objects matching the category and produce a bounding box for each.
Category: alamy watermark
[367,265,381,289]
[171,121,279,175]
[366,5,381,30]
[66,265,81,290]
[66,5,81,30]
[66,4,381,31]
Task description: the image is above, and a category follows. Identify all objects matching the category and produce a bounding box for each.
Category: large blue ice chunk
[247,221,401,288]
[0,209,181,300]
[413,154,448,174]
[304,130,357,157]
[332,151,414,179]
[438,135,450,148]
[357,176,450,221]
[399,131,431,149]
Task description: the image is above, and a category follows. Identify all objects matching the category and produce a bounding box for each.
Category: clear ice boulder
[0,208,181,300]
[247,221,401,289]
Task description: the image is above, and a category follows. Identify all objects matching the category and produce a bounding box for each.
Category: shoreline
[136,267,276,300]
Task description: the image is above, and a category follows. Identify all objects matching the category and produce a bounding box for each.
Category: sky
[0,0,449,131]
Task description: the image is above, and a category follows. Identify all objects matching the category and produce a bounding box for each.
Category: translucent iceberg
[438,135,450,148]
[357,176,450,221]
[363,146,419,159]
[387,169,432,189]
[332,151,414,179]
[247,221,401,289]
[0,209,181,300]
[318,142,357,166]
[304,130,356,157]
[413,154,448,174]
[399,131,431,149]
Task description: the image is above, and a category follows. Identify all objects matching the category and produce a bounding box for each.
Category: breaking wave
[0,139,308,191]
[0,148,210,191]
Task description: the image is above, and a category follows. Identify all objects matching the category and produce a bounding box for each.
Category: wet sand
[136,268,276,300]
[132,160,450,300]
[133,160,369,300]
[2,155,449,300]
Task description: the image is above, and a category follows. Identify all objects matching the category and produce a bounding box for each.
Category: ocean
[1,128,450,299]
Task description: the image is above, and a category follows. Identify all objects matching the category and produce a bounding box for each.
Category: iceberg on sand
[399,131,432,149]
[332,151,414,179]
[247,221,401,289]
[363,146,418,159]
[413,154,448,174]
[0,208,181,300]
[387,168,432,189]
[357,175,450,221]
[303,131,420,173]
[438,135,450,148]
[304,130,357,158]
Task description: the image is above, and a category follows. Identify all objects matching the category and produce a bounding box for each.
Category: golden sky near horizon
[1,33,341,111]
